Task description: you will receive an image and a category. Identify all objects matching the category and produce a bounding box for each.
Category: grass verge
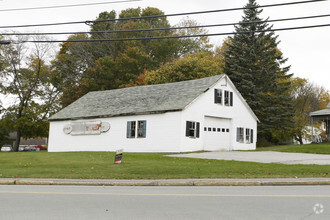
[255,143,330,154]
[0,151,329,179]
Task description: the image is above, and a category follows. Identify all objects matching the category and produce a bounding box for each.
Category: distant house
[2,132,17,148]
[310,102,330,142]
[3,132,47,148]
[48,75,259,152]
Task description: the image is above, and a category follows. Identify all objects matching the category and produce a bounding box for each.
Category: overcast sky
[0,0,329,90]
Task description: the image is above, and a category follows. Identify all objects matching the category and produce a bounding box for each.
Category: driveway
[167,151,330,165]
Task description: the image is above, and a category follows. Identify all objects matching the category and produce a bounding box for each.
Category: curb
[0,180,15,185]
[260,181,330,186]
[1,179,330,186]
[193,181,261,186]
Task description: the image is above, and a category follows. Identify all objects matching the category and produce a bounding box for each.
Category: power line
[0,0,142,12]
[0,0,327,29]
[14,24,330,43]
[91,0,328,24]
[1,14,329,36]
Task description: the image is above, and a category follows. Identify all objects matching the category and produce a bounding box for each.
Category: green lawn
[0,150,329,179]
[255,143,330,154]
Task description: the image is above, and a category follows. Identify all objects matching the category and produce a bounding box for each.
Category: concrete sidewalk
[166,151,330,165]
[1,178,330,186]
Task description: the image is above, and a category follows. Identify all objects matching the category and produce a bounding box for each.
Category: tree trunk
[13,103,24,152]
[13,131,21,152]
[294,135,303,145]
[297,135,303,145]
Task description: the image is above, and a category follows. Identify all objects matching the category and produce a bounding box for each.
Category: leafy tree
[215,38,231,69]
[83,46,154,91]
[144,51,223,84]
[290,78,330,144]
[0,41,9,145]
[223,0,293,144]
[319,91,330,109]
[0,44,5,72]
[174,18,212,57]
[52,7,211,106]
[0,37,60,151]
[0,104,9,147]
[51,34,93,106]
[90,10,117,60]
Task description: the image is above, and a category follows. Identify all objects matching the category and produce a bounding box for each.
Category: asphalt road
[0,185,329,220]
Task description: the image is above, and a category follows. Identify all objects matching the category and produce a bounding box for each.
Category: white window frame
[224,90,233,106]
[224,91,229,106]
[137,120,146,138]
[186,121,200,138]
[127,120,146,138]
[189,121,196,137]
[214,89,222,104]
[237,127,244,143]
[246,128,251,144]
[129,121,136,138]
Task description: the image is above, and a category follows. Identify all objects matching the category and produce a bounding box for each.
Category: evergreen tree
[224,0,293,144]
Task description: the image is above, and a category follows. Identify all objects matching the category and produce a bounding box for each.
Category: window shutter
[126,121,131,138]
[142,120,147,138]
[196,122,200,138]
[214,89,219,103]
[224,90,229,105]
[251,129,253,143]
[219,90,222,104]
[236,127,240,142]
[186,121,190,137]
[230,92,233,106]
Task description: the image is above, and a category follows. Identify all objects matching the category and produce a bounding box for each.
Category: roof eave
[310,111,330,117]
[48,108,183,122]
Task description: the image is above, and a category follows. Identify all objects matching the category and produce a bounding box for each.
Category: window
[187,121,195,137]
[251,129,254,143]
[224,90,233,106]
[236,127,244,143]
[244,128,254,143]
[127,121,136,138]
[214,89,222,104]
[248,129,254,143]
[236,127,253,144]
[137,120,146,138]
[222,128,225,132]
[186,121,200,138]
[217,128,221,132]
[246,129,250,144]
[127,120,146,138]
[226,128,230,132]
[213,128,216,132]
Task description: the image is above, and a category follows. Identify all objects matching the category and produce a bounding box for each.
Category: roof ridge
[49,74,223,121]
[88,74,223,95]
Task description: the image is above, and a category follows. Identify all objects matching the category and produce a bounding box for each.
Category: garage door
[203,116,231,151]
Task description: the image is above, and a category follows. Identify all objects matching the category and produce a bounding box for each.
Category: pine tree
[224,0,293,143]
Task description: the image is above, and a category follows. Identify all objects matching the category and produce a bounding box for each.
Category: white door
[203,116,231,151]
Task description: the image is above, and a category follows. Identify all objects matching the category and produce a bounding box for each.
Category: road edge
[1,178,330,186]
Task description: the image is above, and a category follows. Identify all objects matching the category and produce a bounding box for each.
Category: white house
[310,102,330,142]
[48,74,259,152]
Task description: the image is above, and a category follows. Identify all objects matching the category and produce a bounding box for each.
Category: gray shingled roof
[49,75,223,121]
[310,103,330,117]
